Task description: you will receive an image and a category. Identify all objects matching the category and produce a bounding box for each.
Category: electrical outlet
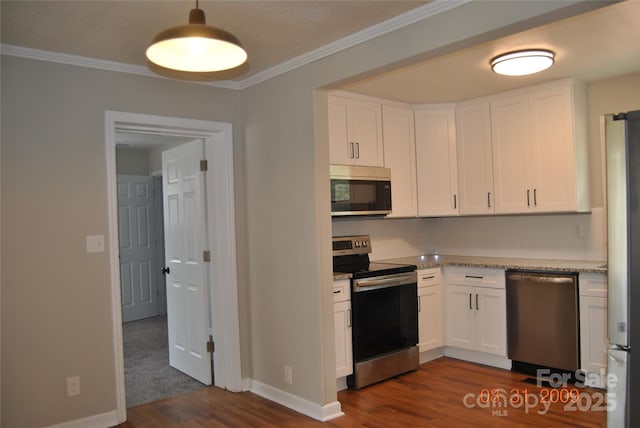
[284,366,293,385]
[66,376,80,397]
[575,224,585,237]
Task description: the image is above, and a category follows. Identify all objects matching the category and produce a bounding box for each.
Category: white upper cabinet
[529,84,588,212]
[382,104,417,217]
[456,101,495,215]
[490,80,589,214]
[491,94,532,213]
[328,94,384,167]
[415,106,459,217]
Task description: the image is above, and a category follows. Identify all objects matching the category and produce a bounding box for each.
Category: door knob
[161,267,170,275]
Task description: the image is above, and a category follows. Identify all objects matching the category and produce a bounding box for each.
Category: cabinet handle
[469,293,473,310]
[422,275,435,280]
[527,189,531,207]
[476,293,479,311]
[453,194,457,209]
[333,290,342,294]
[487,192,491,208]
[465,275,484,280]
[355,142,360,159]
[534,189,538,207]
[350,142,355,159]
[347,309,351,328]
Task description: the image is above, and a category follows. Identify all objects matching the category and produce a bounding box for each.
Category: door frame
[105,111,242,422]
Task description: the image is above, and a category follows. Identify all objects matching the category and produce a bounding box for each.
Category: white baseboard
[249,379,344,421]
[419,347,445,364]
[444,347,512,370]
[241,377,252,391]
[336,376,348,391]
[45,410,119,428]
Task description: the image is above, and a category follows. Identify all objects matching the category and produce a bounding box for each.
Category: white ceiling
[0,0,429,81]
[340,0,640,104]
[1,1,639,104]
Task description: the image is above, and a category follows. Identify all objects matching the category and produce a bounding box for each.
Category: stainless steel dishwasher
[506,271,579,374]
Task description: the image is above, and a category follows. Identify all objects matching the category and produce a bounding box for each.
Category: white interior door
[118,175,160,322]
[162,139,212,385]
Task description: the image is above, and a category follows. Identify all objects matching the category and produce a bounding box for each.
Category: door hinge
[203,250,211,262]
[207,336,215,353]
[200,160,208,172]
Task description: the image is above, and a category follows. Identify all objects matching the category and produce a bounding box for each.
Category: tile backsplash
[332,207,606,262]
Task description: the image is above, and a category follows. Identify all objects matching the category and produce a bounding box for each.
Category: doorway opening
[115,135,206,406]
[105,111,242,423]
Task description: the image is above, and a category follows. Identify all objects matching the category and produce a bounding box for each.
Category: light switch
[86,235,105,253]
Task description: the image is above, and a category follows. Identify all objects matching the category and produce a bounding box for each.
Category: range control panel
[332,235,372,256]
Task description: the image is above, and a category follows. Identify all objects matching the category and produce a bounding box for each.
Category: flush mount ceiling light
[146,0,247,73]
[490,49,555,76]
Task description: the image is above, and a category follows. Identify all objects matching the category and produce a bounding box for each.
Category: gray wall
[1,56,241,427]
[115,147,150,176]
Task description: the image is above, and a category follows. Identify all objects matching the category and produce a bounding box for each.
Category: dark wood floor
[118,357,606,427]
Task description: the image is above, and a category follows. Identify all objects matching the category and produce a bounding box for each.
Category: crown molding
[0,0,468,90]
[236,0,470,89]
[0,44,242,89]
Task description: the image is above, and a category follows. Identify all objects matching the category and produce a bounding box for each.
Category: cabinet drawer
[445,267,505,289]
[333,279,351,303]
[579,273,607,298]
[418,268,442,288]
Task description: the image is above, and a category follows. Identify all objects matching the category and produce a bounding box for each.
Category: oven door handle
[353,272,416,292]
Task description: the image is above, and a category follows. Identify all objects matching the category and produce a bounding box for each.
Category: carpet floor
[123,315,207,407]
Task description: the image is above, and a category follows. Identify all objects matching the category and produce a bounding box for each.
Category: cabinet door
[328,96,383,167]
[475,288,507,356]
[348,99,384,166]
[415,107,459,216]
[445,285,475,350]
[456,102,494,215]
[383,105,417,217]
[334,300,353,378]
[418,284,443,352]
[579,295,608,380]
[328,99,352,165]
[491,94,531,214]
[529,86,577,212]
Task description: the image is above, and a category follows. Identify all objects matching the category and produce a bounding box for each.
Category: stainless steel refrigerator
[605,110,640,428]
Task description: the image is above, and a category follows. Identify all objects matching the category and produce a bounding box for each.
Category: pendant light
[146,0,247,73]
[490,49,555,76]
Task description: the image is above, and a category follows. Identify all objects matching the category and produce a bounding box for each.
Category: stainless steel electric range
[332,235,418,389]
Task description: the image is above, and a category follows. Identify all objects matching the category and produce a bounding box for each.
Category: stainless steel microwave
[330,165,392,216]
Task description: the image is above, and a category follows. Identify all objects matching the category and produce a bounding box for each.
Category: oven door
[351,272,418,362]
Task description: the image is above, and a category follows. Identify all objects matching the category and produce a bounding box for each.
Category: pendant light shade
[490,49,555,76]
[146,3,247,73]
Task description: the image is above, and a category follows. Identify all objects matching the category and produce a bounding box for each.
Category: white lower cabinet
[445,267,507,357]
[417,268,443,352]
[333,279,353,379]
[579,273,608,387]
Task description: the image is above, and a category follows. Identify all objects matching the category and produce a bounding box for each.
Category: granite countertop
[377,254,607,274]
[333,254,606,280]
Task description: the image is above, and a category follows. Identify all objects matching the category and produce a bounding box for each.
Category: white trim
[237,0,469,89]
[443,347,512,370]
[105,111,241,423]
[205,131,243,392]
[0,1,468,90]
[0,44,241,90]
[249,380,344,422]
[45,411,119,428]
